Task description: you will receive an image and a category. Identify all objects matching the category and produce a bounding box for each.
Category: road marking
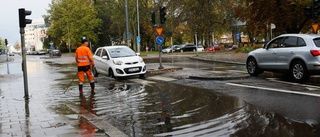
[148,76,177,81]
[209,71,226,73]
[227,70,247,73]
[267,78,320,90]
[130,78,156,84]
[226,82,320,98]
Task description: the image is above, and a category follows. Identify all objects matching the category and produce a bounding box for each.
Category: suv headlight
[113,59,122,65]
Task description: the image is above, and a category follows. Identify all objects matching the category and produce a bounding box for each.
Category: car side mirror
[136,53,140,56]
[102,56,109,60]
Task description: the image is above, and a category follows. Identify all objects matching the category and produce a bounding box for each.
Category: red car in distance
[205,44,220,51]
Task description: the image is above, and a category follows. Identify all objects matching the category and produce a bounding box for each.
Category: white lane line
[148,76,177,81]
[267,78,320,90]
[226,82,320,98]
[130,78,156,84]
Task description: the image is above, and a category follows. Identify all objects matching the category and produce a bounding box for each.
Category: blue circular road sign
[156,36,164,45]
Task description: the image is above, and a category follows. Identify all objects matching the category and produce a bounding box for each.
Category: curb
[66,104,128,137]
[190,56,246,65]
[146,68,183,76]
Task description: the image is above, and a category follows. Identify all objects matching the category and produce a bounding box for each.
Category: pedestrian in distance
[75,37,95,97]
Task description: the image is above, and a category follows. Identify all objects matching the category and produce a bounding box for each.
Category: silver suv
[246,34,320,82]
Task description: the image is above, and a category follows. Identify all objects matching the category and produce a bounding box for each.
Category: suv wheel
[290,61,309,82]
[246,57,261,76]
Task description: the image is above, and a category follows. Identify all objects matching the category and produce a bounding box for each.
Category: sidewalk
[0,52,247,136]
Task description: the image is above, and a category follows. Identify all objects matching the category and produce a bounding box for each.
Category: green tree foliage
[44,0,316,51]
[46,0,102,51]
[234,0,311,35]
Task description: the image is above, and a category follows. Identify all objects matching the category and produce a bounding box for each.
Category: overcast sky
[0,0,51,44]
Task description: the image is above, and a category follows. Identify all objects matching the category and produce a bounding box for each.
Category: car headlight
[113,59,122,65]
[139,57,144,63]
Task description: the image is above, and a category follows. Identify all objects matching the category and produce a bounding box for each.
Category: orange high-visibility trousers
[78,66,94,85]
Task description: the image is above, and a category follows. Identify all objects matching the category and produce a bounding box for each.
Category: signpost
[155,27,164,69]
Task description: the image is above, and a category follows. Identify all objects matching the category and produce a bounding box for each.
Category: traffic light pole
[20,28,29,99]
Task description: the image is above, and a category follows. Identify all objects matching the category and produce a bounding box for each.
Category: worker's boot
[90,82,95,94]
[79,84,83,97]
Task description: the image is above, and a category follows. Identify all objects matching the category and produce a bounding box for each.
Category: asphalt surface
[0,51,248,136]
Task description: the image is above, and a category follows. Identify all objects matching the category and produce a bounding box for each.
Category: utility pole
[125,0,130,46]
[136,0,141,53]
[195,25,198,56]
[67,22,71,53]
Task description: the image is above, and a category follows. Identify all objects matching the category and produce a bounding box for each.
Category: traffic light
[151,11,155,25]
[160,6,166,24]
[18,8,32,28]
[314,0,320,19]
[5,39,8,46]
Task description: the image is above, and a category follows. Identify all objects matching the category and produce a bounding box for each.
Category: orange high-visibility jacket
[75,44,94,67]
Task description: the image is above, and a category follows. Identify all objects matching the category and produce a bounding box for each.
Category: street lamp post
[67,23,71,53]
[195,25,198,56]
[125,0,130,47]
[136,0,141,53]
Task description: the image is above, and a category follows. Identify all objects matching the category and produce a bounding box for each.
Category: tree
[46,0,102,51]
[233,0,311,37]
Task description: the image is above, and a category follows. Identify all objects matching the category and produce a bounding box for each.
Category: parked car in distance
[205,44,221,51]
[246,34,320,82]
[36,50,47,55]
[8,52,14,56]
[174,44,196,52]
[93,45,146,79]
[49,50,61,58]
[162,45,177,53]
[29,51,38,55]
[196,44,204,52]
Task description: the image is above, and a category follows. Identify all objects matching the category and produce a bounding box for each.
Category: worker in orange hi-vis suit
[75,37,95,96]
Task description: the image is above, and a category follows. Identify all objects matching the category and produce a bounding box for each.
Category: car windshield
[108,47,136,58]
[313,38,320,47]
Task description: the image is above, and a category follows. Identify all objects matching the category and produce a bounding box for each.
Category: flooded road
[1,55,320,136]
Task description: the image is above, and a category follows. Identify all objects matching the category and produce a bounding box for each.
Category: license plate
[128,68,139,72]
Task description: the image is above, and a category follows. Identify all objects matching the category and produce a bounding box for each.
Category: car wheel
[246,57,261,76]
[109,68,115,78]
[92,67,99,77]
[290,61,309,82]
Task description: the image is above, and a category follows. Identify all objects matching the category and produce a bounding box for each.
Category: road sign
[156,36,164,45]
[312,23,319,34]
[236,33,240,39]
[137,37,141,43]
[123,32,132,39]
[155,27,164,36]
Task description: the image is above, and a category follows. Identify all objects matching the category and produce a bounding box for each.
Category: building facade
[25,19,48,51]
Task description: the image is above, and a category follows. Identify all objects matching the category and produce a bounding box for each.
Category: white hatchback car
[93,45,146,78]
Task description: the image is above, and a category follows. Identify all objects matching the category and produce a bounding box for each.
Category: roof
[279,34,320,39]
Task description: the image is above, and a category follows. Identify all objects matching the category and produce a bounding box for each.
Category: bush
[235,44,263,53]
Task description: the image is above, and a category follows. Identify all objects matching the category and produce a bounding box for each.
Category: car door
[93,48,103,73]
[186,44,195,51]
[99,49,111,75]
[258,37,283,69]
[276,36,306,69]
